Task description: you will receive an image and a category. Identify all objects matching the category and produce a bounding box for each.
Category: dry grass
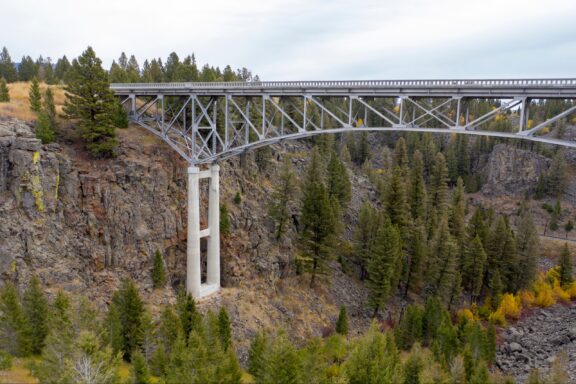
[0,81,66,121]
[0,359,38,384]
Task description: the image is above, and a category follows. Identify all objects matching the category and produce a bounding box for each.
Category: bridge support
[186,164,220,299]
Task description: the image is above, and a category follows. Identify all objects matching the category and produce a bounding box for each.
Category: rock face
[0,119,191,303]
[481,144,550,196]
[497,304,576,383]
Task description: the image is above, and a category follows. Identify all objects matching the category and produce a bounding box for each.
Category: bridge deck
[111,79,576,98]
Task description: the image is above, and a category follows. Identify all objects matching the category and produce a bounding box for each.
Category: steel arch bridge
[111,78,576,299]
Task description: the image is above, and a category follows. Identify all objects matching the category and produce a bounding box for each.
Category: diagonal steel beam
[518,105,576,137]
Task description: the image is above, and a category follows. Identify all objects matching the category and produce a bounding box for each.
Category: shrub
[533,281,556,308]
[233,192,241,204]
[519,291,535,307]
[553,285,571,303]
[488,309,506,326]
[0,350,12,370]
[566,282,576,299]
[496,294,521,320]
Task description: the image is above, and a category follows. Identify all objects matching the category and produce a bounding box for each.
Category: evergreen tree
[108,280,145,361]
[218,307,232,351]
[0,77,9,102]
[63,46,118,157]
[0,47,18,82]
[394,137,409,170]
[259,333,301,384]
[356,132,370,165]
[403,352,422,384]
[515,208,539,289]
[353,201,381,280]
[408,150,427,220]
[127,55,141,83]
[463,235,487,300]
[450,177,466,244]
[269,157,297,241]
[248,331,268,381]
[426,216,459,304]
[429,153,450,214]
[327,150,352,207]
[384,166,411,231]
[547,150,566,197]
[36,291,75,383]
[367,219,402,315]
[300,149,336,287]
[403,220,427,295]
[176,285,201,342]
[132,350,151,384]
[112,101,129,128]
[336,305,349,335]
[22,276,49,355]
[558,243,573,287]
[0,282,30,356]
[54,56,72,82]
[395,305,423,350]
[29,77,42,112]
[19,56,38,81]
[151,250,167,289]
[220,204,231,235]
[35,88,58,144]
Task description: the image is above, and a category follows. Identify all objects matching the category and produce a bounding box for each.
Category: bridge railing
[111,78,576,90]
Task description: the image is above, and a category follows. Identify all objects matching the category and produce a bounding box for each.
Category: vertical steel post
[348,97,353,128]
[303,96,307,131]
[186,166,201,298]
[207,164,220,287]
[224,96,229,149]
[455,97,462,128]
[399,97,404,125]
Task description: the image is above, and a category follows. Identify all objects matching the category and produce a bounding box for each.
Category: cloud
[1,0,575,79]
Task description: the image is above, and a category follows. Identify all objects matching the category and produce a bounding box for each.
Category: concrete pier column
[186,166,201,298]
[207,164,220,287]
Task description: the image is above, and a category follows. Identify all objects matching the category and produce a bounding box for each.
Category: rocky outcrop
[496,304,576,383]
[481,144,550,196]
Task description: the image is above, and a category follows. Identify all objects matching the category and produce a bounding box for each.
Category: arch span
[111,80,576,298]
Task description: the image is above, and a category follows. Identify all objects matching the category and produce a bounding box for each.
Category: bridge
[111,78,576,299]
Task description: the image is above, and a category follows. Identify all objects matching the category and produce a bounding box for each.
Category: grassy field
[0,82,66,121]
[0,359,38,384]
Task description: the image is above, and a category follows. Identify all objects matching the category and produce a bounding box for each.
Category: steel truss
[113,80,576,165]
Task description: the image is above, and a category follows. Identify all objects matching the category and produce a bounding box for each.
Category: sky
[2,0,576,80]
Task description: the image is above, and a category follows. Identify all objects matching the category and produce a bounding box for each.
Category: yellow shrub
[567,282,576,299]
[488,309,507,326]
[497,293,522,320]
[457,308,476,323]
[533,281,556,308]
[553,285,571,303]
[519,290,535,307]
[545,268,560,285]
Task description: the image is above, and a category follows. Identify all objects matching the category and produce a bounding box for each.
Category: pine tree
[112,101,129,128]
[547,150,566,197]
[176,285,201,342]
[429,153,450,214]
[248,331,268,380]
[558,243,573,287]
[218,307,232,351]
[300,149,336,287]
[384,166,411,231]
[463,235,487,300]
[220,203,231,235]
[259,333,301,384]
[394,137,409,170]
[356,132,370,165]
[35,112,56,144]
[408,150,427,220]
[151,250,167,289]
[367,219,402,315]
[403,353,422,384]
[353,201,381,280]
[29,77,42,112]
[515,208,539,289]
[336,305,349,335]
[0,47,18,82]
[395,305,423,350]
[403,220,427,295]
[63,46,118,157]
[426,216,459,304]
[132,350,151,384]
[54,56,72,82]
[450,177,466,244]
[0,282,30,356]
[327,150,352,207]
[0,77,9,102]
[22,276,49,355]
[269,158,297,241]
[109,280,145,361]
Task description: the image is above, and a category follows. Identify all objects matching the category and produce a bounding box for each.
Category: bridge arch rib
[111,80,576,298]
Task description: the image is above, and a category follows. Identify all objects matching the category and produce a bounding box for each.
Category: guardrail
[111,78,576,90]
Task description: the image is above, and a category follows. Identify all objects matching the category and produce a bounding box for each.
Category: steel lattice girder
[114,83,576,164]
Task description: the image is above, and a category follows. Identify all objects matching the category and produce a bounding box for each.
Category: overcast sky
[2,0,576,80]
